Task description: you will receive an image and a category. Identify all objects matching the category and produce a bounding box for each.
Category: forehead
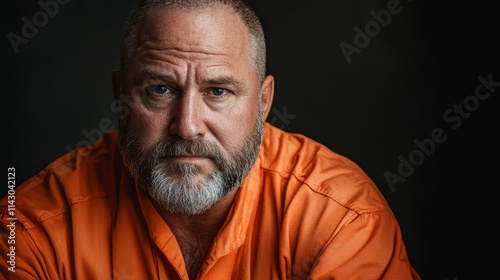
[136,6,251,62]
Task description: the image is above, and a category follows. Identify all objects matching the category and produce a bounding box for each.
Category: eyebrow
[142,71,246,92]
[141,71,176,83]
[203,76,245,92]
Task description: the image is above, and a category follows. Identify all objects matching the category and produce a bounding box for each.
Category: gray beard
[118,101,264,215]
[149,161,226,215]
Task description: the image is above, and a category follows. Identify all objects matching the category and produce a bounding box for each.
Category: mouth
[163,154,211,163]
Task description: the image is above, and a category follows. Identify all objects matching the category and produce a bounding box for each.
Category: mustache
[152,138,225,160]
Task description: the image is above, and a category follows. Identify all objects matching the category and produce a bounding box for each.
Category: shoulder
[257,124,403,272]
[259,123,390,214]
[0,130,123,229]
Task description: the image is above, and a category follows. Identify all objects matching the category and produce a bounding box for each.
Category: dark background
[2,0,499,279]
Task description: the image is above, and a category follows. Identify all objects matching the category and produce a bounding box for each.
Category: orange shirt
[0,123,421,279]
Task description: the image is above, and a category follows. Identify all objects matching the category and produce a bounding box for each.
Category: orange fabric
[0,123,421,279]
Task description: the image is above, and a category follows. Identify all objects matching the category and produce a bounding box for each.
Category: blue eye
[150,85,171,95]
[211,88,227,96]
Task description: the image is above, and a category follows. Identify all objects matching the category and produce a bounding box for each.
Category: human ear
[260,75,275,120]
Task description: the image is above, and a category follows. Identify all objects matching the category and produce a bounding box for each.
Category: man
[0,0,421,279]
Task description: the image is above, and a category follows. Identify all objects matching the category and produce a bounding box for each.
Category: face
[113,6,274,215]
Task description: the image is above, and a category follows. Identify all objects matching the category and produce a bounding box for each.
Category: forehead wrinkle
[137,49,239,82]
[135,44,233,77]
[137,39,231,59]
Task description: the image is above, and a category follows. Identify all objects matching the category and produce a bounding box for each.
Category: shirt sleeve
[308,209,421,280]
[0,213,59,280]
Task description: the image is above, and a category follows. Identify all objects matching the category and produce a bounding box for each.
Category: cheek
[127,105,170,146]
[210,96,260,152]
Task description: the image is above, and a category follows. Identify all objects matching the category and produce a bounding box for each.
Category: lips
[164,153,211,158]
[171,155,207,159]
[160,154,213,163]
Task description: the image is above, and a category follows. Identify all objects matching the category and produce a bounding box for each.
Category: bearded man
[0,1,421,279]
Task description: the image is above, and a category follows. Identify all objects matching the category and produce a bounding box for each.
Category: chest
[175,234,213,279]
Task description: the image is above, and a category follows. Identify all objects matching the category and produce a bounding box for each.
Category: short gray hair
[119,0,267,82]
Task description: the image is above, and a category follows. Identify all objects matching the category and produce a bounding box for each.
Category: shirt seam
[2,191,118,231]
[260,166,385,215]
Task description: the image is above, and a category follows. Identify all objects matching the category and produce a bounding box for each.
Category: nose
[169,92,206,140]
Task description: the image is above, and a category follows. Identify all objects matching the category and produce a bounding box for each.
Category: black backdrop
[2,0,499,279]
